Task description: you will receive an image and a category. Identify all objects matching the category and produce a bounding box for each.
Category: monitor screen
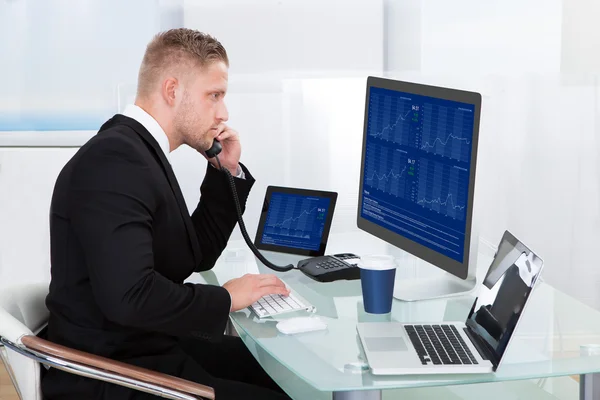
[255,186,338,257]
[358,77,481,279]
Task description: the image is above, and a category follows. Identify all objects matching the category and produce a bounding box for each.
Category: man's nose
[217,102,229,122]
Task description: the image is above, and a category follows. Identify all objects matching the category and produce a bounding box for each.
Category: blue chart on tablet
[261,193,331,251]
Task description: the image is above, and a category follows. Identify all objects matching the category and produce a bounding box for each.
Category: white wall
[420,0,562,75]
[384,0,600,308]
[0,149,77,288]
[0,0,162,131]
[184,0,383,76]
[561,0,600,74]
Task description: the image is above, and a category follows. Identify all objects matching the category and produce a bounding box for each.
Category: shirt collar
[122,104,171,161]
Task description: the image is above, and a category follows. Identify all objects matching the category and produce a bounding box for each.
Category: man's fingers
[216,127,239,142]
[258,286,290,299]
[257,274,278,283]
[257,275,287,289]
[216,131,239,142]
[214,123,226,135]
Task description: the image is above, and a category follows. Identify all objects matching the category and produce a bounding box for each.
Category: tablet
[254,186,338,257]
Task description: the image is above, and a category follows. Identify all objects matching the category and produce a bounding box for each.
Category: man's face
[174,61,229,152]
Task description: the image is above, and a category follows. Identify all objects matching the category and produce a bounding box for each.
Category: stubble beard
[175,94,213,152]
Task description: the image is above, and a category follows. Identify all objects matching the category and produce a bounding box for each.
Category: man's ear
[162,77,179,107]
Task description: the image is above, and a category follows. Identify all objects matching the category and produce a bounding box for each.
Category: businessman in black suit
[41,28,291,399]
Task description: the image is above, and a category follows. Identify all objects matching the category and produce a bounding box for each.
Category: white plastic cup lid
[358,255,396,271]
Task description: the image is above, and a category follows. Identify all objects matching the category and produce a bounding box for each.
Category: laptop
[356,230,543,375]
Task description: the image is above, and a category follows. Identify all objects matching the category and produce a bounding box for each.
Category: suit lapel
[106,115,202,265]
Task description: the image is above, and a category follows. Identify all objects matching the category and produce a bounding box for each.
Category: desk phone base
[296,253,361,283]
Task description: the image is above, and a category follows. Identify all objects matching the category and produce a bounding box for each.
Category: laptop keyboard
[404,324,478,366]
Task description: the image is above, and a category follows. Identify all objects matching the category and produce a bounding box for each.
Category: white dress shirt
[123,104,171,161]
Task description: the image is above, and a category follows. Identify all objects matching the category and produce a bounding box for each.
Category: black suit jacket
[42,115,254,397]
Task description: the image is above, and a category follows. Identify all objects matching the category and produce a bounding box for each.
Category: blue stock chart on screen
[261,193,331,251]
[361,87,475,262]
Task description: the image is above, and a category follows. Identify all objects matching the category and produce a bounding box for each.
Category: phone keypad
[334,253,360,266]
[334,253,357,260]
[316,258,348,270]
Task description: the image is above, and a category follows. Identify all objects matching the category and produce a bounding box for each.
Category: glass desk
[187,232,600,400]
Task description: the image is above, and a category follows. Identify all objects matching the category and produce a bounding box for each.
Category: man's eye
[212,93,220,99]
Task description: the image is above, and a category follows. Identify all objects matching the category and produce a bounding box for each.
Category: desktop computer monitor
[357,76,482,301]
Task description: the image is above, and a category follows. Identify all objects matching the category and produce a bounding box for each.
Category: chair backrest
[0,283,50,400]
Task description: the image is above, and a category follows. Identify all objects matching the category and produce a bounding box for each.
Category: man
[41,28,292,399]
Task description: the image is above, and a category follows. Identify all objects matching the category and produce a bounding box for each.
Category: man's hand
[204,123,241,175]
[223,274,290,312]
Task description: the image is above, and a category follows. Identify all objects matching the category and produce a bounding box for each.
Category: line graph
[262,193,331,251]
[420,103,473,162]
[417,194,465,211]
[272,206,317,229]
[364,144,412,199]
[417,158,467,221]
[370,110,412,139]
[421,133,470,150]
[368,92,415,147]
[366,165,407,183]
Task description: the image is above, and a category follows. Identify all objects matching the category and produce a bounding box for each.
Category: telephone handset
[205,139,222,159]
[205,139,295,272]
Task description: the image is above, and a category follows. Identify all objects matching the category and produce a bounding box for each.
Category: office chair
[0,283,215,400]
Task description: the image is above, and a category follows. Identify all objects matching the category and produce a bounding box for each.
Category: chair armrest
[20,335,214,400]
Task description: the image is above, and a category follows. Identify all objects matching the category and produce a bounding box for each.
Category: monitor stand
[393,275,477,302]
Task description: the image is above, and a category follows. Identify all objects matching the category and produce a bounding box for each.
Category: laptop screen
[465,231,544,367]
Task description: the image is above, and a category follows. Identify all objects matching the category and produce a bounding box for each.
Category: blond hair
[137,28,229,98]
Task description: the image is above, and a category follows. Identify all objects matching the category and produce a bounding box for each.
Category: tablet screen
[254,186,338,257]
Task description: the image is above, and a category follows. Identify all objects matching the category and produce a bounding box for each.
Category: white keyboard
[249,288,316,318]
